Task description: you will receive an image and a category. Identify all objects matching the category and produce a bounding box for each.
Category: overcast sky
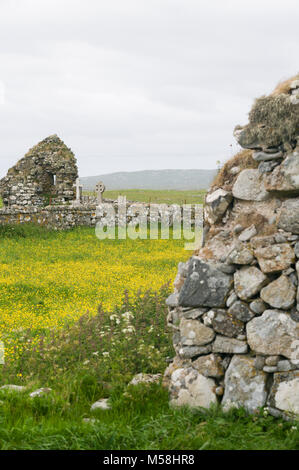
[0,0,298,177]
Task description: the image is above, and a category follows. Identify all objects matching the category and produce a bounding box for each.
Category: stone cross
[96,181,106,204]
[73,177,83,204]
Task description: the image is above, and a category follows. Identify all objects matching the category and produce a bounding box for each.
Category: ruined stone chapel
[0,134,78,207]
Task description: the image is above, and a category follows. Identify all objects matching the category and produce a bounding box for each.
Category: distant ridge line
[81,169,217,191]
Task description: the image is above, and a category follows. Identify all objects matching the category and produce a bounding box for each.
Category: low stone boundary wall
[0,206,98,230]
[0,202,201,231]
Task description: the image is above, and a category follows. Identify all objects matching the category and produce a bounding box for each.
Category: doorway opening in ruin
[40,172,58,197]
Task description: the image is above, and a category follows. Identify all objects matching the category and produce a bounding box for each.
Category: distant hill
[81,169,217,191]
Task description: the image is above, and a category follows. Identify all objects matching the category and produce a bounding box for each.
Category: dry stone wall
[0,201,189,230]
[164,75,299,420]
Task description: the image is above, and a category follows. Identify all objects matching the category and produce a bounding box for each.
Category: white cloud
[0,0,298,177]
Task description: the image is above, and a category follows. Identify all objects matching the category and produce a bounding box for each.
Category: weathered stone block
[192,354,224,378]
[170,368,217,408]
[180,318,215,346]
[232,169,269,201]
[260,275,296,309]
[278,198,299,234]
[212,336,248,354]
[179,258,233,308]
[268,371,299,415]
[211,309,245,338]
[222,355,268,413]
[234,266,268,300]
[265,151,299,193]
[254,243,295,273]
[205,189,232,224]
[247,310,299,359]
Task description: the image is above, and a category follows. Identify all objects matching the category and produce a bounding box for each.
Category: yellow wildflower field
[0,227,189,359]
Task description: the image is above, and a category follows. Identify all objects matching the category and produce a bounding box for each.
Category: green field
[0,190,206,209]
[0,225,297,450]
[90,189,206,205]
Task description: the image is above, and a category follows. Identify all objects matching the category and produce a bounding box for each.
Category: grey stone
[170,368,217,409]
[289,273,298,287]
[274,233,287,244]
[178,344,212,359]
[91,399,111,411]
[182,308,207,320]
[290,310,299,322]
[282,267,295,276]
[250,235,275,249]
[276,360,295,372]
[230,166,240,175]
[268,371,299,415]
[237,334,246,341]
[166,293,179,307]
[234,266,268,300]
[0,385,26,392]
[226,291,238,307]
[258,160,280,174]
[278,198,299,234]
[254,244,295,273]
[177,262,189,277]
[211,309,245,338]
[226,246,254,265]
[129,373,162,386]
[218,264,236,274]
[179,258,233,308]
[222,355,268,413]
[228,300,255,322]
[253,150,283,161]
[238,225,257,242]
[221,356,231,370]
[288,234,299,241]
[233,224,243,234]
[296,262,299,307]
[180,318,215,347]
[205,189,233,224]
[249,299,267,315]
[232,169,269,201]
[212,336,248,354]
[265,152,299,193]
[192,354,224,378]
[265,356,280,366]
[263,366,278,373]
[267,407,294,421]
[260,275,296,310]
[254,356,266,370]
[294,242,299,258]
[29,387,52,398]
[247,310,299,359]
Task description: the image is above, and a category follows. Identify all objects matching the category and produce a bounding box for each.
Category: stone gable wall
[0,135,78,207]
[164,75,299,420]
